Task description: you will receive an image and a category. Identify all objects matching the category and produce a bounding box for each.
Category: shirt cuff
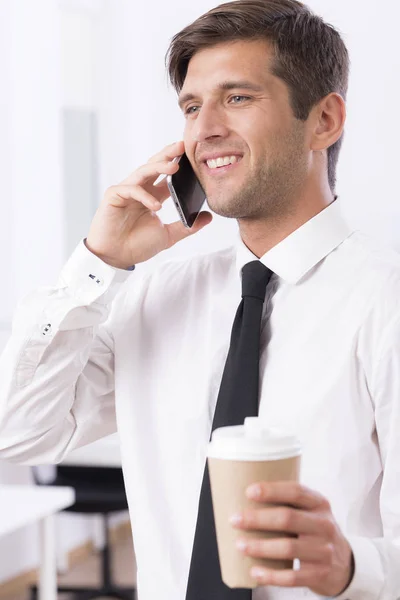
[333,535,384,600]
[57,239,132,305]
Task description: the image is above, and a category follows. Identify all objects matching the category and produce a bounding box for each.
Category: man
[0,0,399,598]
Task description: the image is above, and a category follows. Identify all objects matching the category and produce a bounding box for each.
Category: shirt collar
[236,197,355,284]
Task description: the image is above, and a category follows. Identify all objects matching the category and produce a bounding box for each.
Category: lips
[202,157,242,176]
[198,152,243,164]
[206,155,243,169]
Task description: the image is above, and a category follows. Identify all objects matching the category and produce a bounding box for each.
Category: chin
[206,197,245,219]
[204,179,247,217]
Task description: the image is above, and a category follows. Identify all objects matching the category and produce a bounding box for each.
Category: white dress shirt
[1,199,400,600]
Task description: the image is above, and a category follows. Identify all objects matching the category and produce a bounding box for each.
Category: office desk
[0,485,75,600]
[62,434,122,468]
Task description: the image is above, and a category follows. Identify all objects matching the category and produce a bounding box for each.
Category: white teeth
[206,155,239,169]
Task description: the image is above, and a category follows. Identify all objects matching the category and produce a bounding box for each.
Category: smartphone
[166,153,207,228]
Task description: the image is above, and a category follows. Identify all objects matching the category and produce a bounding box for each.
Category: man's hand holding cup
[231,480,354,596]
[207,418,354,594]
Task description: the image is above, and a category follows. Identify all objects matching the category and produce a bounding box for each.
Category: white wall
[308,0,400,244]
[0,0,125,585]
[0,1,14,331]
[1,0,400,586]
[0,0,64,584]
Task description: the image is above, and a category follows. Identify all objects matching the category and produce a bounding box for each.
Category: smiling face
[179,39,310,221]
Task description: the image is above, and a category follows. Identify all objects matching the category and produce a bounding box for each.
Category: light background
[0,0,399,584]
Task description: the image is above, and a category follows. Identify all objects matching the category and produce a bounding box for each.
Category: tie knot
[241,260,272,301]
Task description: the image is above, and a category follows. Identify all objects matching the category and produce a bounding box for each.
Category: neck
[238,185,335,258]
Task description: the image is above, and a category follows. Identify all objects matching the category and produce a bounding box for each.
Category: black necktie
[186,260,273,600]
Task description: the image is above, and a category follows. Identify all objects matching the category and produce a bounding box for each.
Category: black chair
[31,465,136,600]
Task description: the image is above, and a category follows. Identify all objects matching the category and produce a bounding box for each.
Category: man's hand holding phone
[86,141,212,270]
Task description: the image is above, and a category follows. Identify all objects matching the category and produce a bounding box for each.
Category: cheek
[234,116,270,153]
[183,127,195,160]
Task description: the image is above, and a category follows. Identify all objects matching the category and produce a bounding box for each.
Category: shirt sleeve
[0,240,132,465]
[335,311,400,600]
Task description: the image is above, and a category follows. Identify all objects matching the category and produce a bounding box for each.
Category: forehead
[181,39,277,94]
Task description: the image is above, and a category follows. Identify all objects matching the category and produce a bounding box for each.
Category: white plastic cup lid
[207,417,302,461]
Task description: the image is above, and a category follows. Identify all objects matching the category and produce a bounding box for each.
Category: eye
[229,95,251,104]
[184,105,200,116]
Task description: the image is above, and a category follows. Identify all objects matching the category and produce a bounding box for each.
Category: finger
[246,482,328,511]
[107,184,162,211]
[151,178,173,203]
[249,563,330,588]
[164,211,213,247]
[236,535,333,564]
[120,159,179,187]
[232,506,335,537]
[147,140,185,163]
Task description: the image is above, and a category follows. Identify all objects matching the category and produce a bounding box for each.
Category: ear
[310,93,346,151]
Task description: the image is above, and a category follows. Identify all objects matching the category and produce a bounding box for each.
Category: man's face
[179,39,310,220]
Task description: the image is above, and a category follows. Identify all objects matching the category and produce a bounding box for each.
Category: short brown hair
[166,0,350,193]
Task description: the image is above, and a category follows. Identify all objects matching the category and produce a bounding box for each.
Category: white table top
[61,434,122,468]
[0,485,75,537]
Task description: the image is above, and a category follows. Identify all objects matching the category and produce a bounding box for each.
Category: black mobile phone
[166,153,207,228]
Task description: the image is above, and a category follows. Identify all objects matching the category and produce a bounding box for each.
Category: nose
[193,103,229,143]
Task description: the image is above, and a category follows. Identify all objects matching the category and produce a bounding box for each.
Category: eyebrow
[178,80,266,110]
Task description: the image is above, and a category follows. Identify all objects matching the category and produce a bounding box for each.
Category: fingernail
[229,513,243,525]
[236,539,248,551]
[246,484,261,499]
[251,566,265,579]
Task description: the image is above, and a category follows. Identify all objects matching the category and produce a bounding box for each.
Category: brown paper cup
[208,455,301,589]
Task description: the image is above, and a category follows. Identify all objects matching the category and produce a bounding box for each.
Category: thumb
[165,211,213,248]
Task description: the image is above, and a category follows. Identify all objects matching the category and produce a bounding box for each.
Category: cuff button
[88,273,104,286]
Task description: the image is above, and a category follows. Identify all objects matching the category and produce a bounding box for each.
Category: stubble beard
[203,124,307,221]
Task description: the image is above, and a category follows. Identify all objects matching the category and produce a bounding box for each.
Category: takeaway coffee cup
[207,417,302,589]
